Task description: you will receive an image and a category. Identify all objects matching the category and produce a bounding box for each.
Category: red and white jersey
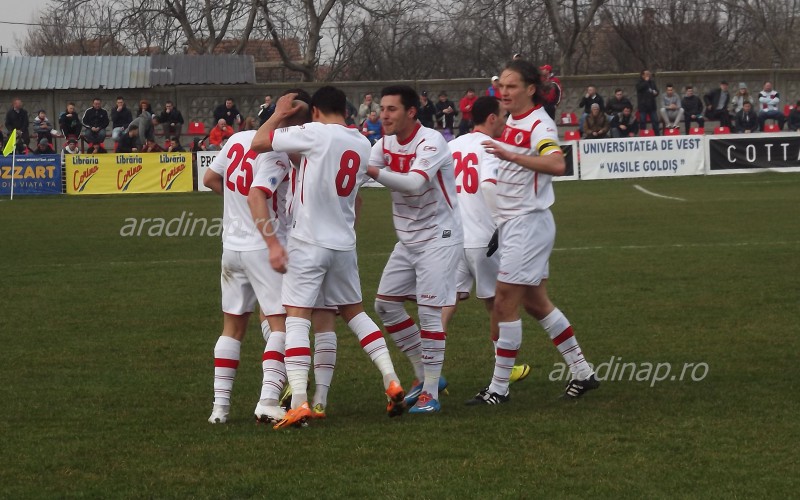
[210,130,271,251]
[449,131,499,249]
[271,122,370,251]
[370,124,463,252]
[495,105,562,221]
[250,151,292,246]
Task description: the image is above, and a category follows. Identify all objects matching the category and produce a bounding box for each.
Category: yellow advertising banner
[66,153,192,195]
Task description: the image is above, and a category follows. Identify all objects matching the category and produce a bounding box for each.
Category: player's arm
[247,187,287,273]
[203,168,223,195]
[365,166,427,193]
[481,139,564,176]
[251,93,301,153]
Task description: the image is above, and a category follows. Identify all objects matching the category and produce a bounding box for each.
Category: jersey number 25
[225,143,257,195]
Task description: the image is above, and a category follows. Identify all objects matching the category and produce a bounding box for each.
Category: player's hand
[486,229,499,257]
[274,93,305,120]
[366,165,380,179]
[269,244,288,274]
[482,140,516,162]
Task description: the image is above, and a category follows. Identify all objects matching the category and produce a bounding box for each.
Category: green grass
[1,173,798,498]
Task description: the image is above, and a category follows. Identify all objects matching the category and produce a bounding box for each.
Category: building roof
[0,55,256,90]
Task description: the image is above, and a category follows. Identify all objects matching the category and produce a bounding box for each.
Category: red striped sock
[386,316,424,381]
[313,331,336,407]
[213,336,241,406]
[350,312,397,387]
[421,330,446,398]
[539,309,592,380]
[489,320,522,395]
[285,317,311,409]
[260,331,285,404]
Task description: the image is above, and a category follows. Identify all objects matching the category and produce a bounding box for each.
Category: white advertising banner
[579,136,705,180]
[196,151,219,192]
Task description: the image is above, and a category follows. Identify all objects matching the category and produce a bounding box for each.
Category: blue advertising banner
[0,154,62,195]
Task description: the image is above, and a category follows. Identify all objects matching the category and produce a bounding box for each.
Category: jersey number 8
[335,150,360,197]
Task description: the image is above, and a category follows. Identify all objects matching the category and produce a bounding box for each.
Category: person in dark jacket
[788,100,800,132]
[703,81,731,128]
[578,85,604,134]
[681,86,705,134]
[257,95,275,126]
[116,125,140,153]
[110,96,133,142]
[82,98,110,145]
[418,91,437,129]
[434,91,458,134]
[156,100,184,137]
[59,103,83,138]
[609,105,640,138]
[734,101,759,133]
[213,98,242,127]
[5,98,30,147]
[636,70,660,135]
[605,88,633,119]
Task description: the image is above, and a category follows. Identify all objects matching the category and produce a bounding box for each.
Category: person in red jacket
[458,88,478,136]
[208,119,234,150]
[539,64,562,120]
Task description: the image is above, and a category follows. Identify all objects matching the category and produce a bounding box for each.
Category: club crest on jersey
[384,153,392,165]
[268,176,278,187]
[442,230,451,238]
[515,132,525,145]
[423,145,437,152]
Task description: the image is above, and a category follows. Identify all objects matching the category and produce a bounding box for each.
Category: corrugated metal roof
[0,56,151,90]
[0,55,255,90]
[150,54,255,86]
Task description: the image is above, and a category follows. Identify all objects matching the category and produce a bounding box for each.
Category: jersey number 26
[453,152,479,194]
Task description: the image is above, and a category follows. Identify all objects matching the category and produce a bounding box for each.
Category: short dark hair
[284,88,311,106]
[128,124,139,131]
[685,85,694,90]
[504,59,544,105]
[381,85,420,115]
[472,96,500,125]
[311,86,347,117]
[615,88,623,93]
[622,105,633,111]
[116,96,124,101]
[165,100,174,106]
[666,83,674,89]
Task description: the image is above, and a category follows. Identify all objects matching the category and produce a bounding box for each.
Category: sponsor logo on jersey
[420,294,437,300]
[442,230,451,238]
[423,145,438,152]
[268,176,278,187]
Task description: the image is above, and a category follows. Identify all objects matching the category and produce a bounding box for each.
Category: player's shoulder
[230,129,258,143]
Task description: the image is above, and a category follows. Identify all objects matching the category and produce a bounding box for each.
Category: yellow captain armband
[536,139,561,156]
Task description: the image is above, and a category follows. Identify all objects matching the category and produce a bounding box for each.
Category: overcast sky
[0,0,52,56]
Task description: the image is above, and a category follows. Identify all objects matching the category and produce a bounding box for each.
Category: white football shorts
[281,237,362,308]
[220,248,285,316]
[377,242,460,307]
[497,209,555,286]
[456,247,500,299]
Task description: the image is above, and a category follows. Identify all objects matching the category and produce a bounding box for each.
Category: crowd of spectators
[2,72,798,156]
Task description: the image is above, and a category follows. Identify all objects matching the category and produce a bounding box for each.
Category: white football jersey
[210,130,272,251]
[369,124,463,252]
[271,122,371,251]
[250,151,292,246]
[495,105,562,221]
[448,131,499,249]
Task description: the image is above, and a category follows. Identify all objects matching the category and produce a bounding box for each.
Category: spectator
[418,91,436,128]
[682,86,705,134]
[156,100,184,138]
[583,103,609,139]
[356,93,380,126]
[126,101,155,149]
[213,98,242,128]
[59,103,82,139]
[208,118,233,150]
[257,95,275,126]
[362,110,382,145]
[63,137,80,154]
[86,142,106,154]
[242,116,258,131]
[757,82,785,131]
[578,85,604,134]
[609,105,639,138]
[704,81,732,128]
[539,64,562,119]
[486,76,500,97]
[190,137,206,153]
[435,91,458,135]
[5,98,30,147]
[81,98,110,146]
[658,84,684,130]
[116,125,140,153]
[458,88,478,136]
[788,100,800,132]
[141,137,164,153]
[33,109,58,143]
[605,88,633,120]
[166,136,185,152]
[345,100,357,126]
[730,82,753,115]
[138,100,154,116]
[734,101,759,134]
[33,138,56,154]
[110,96,133,142]
[636,69,660,135]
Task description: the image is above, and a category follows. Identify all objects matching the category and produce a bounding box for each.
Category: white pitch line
[633,184,686,201]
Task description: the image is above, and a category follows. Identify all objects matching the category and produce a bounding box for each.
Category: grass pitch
[1,173,798,498]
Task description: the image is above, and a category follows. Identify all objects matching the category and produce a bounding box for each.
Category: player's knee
[417,304,443,332]
[374,298,406,324]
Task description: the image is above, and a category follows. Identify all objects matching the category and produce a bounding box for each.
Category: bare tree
[543,0,608,75]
